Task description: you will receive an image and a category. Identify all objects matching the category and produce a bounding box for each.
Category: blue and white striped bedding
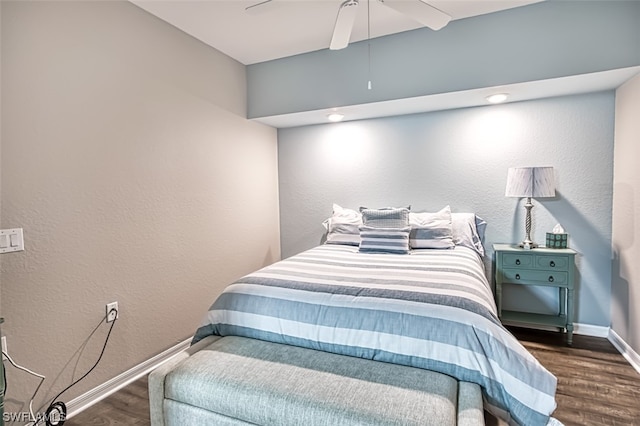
[193,244,558,426]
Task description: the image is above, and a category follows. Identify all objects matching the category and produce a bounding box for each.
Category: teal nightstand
[493,244,577,345]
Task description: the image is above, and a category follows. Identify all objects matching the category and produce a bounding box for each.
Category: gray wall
[1,0,279,416]
[612,73,640,355]
[279,92,614,328]
[249,0,640,119]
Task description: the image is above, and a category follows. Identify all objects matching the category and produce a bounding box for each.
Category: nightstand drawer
[502,269,569,286]
[502,253,534,268]
[534,255,569,271]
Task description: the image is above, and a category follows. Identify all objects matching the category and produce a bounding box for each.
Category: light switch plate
[0,228,24,253]
[0,234,8,249]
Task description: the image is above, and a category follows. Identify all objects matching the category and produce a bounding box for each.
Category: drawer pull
[515,274,520,280]
[515,259,521,265]
[550,260,556,267]
[548,276,554,282]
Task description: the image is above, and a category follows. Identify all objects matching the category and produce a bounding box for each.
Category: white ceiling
[130,0,542,65]
[130,0,639,127]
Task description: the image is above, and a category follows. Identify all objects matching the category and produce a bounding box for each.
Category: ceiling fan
[245,0,452,51]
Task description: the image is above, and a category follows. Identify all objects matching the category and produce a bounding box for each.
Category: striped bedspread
[193,244,557,426]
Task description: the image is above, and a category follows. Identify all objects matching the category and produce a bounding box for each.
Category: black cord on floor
[3,358,7,394]
[44,308,118,426]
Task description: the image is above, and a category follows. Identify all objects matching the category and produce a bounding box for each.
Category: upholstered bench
[149,335,485,426]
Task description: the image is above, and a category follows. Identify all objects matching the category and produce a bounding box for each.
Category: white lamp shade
[505,167,556,198]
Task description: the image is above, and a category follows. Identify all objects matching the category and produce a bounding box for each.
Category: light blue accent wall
[249,1,639,118]
[278,92,615,327]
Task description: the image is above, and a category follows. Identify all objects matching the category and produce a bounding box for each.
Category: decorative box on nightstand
[493,244,577,345]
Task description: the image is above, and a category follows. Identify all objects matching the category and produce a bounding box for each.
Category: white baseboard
[608,329,640,375]
[65,337,192,419]
[574,322,610,338]
[502,321,609,338]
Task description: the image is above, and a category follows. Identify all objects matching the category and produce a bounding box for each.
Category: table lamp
[505,166,555,249]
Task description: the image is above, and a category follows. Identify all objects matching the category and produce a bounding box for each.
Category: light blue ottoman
[149,336,485,426]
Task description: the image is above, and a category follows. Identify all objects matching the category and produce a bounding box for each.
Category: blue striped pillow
[359,226,411,254]
[359,207,410,228]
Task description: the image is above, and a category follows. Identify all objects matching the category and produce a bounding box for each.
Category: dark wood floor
[509,327,640,426]
[66,327,640,426]
[65,377,151,425]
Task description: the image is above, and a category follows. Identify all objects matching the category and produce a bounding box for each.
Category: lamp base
[520,198,538,250]
[519,241,538,250]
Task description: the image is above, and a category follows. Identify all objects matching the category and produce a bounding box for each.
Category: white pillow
[323,204,362,246]
[409,206,455,249]
[451,212,486,256]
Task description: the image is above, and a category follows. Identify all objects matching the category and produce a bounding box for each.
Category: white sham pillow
[409,206,455,249]
[323,204,362,246]
[451,212,486,257]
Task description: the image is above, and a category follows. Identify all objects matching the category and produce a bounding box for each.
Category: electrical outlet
[2,336,7,361]
[106,301,119,323]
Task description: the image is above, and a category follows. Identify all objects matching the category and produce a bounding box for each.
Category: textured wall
[279,92,614,328]
[612,74,640,354]
[1,0,279,416]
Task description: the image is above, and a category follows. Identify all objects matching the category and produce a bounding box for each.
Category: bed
[151,206,559,426]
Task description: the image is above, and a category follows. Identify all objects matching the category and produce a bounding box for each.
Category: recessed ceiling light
[327,112,345,122]
[486,93,509,104]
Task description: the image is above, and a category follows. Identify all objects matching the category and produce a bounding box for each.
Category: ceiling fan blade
[379,0,451,31]
[245,0,278,15]
[330,0,360,50]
